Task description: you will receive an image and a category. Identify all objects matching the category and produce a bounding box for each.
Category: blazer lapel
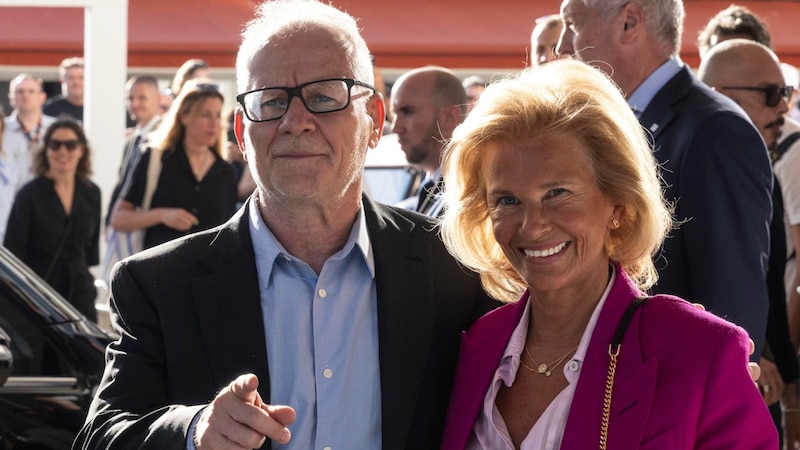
[561,269,657,450]
[190,206,271,398]
[442,296,527,449]
[638,66,693,142]
[364,196,435,444]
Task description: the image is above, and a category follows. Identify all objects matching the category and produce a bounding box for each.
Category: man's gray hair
[584,0,684,56]
[236,0,374,94]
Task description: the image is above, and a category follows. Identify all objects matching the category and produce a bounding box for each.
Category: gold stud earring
[612,219,620,229]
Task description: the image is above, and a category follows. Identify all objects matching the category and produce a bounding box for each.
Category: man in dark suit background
[556,0,772,358]
[698,38,799,449]
[391,66,465,217]
[73,1,496,449]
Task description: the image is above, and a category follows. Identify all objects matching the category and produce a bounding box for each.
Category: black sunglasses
[47,139,81,151]
[720,84,794,107]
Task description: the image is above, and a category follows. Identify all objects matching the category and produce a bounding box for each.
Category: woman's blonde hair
[146,80,224,156]
[440,59,673,302]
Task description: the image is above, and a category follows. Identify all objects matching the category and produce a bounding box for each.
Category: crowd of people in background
[2,0,800,447]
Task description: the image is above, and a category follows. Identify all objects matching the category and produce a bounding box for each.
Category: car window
[0,282,73,377]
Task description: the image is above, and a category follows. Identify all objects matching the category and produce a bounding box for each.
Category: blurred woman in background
[4,118,100,322]
[110,80,236,250]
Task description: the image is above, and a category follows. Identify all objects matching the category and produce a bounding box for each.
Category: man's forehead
[15,79,40,90]
[247,47,353,88]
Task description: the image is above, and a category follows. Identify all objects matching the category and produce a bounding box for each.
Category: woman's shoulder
[16,176,49,195]
[638,294,749,349]
[465,298,523,342]
[78,179,102,200]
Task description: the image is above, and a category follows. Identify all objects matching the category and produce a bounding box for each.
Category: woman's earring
[612,219,620,229]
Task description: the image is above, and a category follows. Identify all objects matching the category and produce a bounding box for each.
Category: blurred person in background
[109,80,236,250]
[699,38,799,449]
[1,74,56,242]
[43,57,84,121]
[170,58,211,99]
[107,75,163,226]
[462,75,486,114]
[391,66,466,217]
[530,14,564,67]
[4,118,100,322]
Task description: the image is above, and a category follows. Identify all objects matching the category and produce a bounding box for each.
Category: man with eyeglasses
[74,1,497,449]
[557,0,772,362]
[1,74,56,243]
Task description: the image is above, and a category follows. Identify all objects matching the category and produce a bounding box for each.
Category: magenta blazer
[441,266,777,449]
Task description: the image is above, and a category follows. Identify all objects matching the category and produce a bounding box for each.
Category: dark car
[0,245,112,449]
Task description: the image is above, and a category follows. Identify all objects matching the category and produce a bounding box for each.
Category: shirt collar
[247,193,375,278]
[425,166,443,185]
[138,115,161,135]
[627,58,683,116]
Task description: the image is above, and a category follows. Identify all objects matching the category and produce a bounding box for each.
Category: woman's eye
[497,196,518,206]
[546,188,567,198]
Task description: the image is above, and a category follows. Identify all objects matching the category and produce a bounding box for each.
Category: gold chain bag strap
[599,296,649,450]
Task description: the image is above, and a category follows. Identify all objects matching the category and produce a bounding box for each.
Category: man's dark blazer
[73,195,497,449]
[638,66,772,357]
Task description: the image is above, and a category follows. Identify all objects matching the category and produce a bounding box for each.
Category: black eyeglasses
[236,78,376,122]
[47,139,81,151]
[720,84,794,107]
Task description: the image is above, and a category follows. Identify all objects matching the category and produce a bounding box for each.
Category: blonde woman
[110,80,236,250]
[440,60,775,449]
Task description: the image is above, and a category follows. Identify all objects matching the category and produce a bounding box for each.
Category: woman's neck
[46,170,75,186]
[526,265,613,347]
[183,139,210,155]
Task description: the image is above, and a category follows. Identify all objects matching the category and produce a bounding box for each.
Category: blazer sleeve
[677,111,772,357]
[695,324,777,448]
[73,261,203,449]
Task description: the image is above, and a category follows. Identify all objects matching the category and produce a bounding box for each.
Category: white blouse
[467,266,616,449]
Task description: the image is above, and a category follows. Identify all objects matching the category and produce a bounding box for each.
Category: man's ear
[368,93,385,148]
[234,109,248,162]
[440,104,462,135]
[620,2,643,44]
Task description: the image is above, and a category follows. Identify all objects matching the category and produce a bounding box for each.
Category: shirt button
[318,288,327,298]
[568,360,580,372]
[323,368,333,379]
[323,447,332,450]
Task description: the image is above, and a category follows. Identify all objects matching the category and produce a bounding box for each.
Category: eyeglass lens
[48,139,80,151]
[240,79,355,122]
[767,85,793,107]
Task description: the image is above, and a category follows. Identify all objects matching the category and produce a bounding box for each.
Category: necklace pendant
[545,370,552,376]
[537,364,547,374]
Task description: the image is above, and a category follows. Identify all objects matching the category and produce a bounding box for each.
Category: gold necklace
[520,344,579,376]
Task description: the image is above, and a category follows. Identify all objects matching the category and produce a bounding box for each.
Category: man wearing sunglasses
[699,39,800,449]
[74,1,497,449]
[699,42,790,152]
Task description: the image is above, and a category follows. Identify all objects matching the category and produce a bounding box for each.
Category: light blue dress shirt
[627,57,683,119]
[248,198,381,449]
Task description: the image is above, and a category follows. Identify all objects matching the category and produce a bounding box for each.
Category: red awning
[0,0,799,69]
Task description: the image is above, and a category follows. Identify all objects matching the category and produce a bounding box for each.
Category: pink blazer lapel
[560,269,658,450]
[441,294,528,450]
